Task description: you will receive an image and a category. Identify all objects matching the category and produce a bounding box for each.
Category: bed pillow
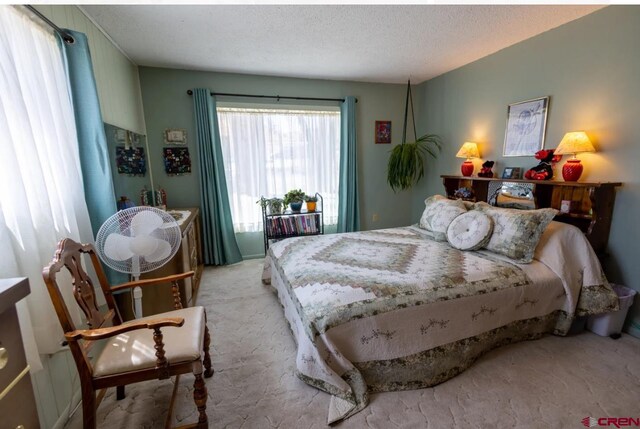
[474,202,558,263]
[419,195,467,241]
[446,211,494,251]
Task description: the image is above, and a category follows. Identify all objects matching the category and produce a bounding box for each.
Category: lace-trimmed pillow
[419,195,467,241]
[474,202,558,263]
[446,211,494,251]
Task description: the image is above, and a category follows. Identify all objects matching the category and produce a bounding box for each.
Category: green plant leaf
[386,135,442,192]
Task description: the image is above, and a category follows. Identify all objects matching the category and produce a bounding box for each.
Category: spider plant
[387,80,441,192]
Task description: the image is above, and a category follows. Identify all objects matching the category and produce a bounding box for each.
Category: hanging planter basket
[387,80,441,192]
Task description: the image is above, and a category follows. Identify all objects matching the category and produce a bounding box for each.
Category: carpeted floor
[67,259,640,429]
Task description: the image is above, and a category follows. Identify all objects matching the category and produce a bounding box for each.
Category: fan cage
[95,207,182,275]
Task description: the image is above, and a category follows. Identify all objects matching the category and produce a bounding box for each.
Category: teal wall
[138,67,414,257]
[413,5,640,335]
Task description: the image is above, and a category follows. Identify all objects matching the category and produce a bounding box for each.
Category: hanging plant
[387,80,441,192]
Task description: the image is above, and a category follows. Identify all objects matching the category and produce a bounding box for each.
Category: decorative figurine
[524,149,562,181]
[478,160,495,178]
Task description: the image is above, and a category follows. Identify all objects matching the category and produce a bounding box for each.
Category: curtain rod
[25,5,75,44]
[186,89,356,103]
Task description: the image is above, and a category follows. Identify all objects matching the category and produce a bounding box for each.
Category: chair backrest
[42,238,123,336]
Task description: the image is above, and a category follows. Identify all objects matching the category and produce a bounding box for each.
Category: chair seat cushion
[93,306,205,377]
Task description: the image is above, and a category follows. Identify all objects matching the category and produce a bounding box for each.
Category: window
[217,106,340,232]
[0,6,93,366]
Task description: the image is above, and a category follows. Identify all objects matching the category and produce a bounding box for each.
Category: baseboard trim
[243,253,265,260]
[52,388,82,429]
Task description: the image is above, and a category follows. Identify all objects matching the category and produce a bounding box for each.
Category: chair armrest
[65,317,185,341]
[110,271,195,292]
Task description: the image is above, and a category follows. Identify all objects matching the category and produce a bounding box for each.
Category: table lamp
[456,142,480,177]
[554,131,596,181]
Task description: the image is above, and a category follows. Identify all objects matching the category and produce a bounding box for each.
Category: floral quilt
[265,225,617,423]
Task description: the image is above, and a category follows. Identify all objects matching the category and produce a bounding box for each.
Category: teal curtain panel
[57,30,125,284]
[337,96,360,233]
[57,30,117,236]
[192,89,243,265]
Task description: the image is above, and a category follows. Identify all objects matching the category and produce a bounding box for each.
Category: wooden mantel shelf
[440,175,621,256]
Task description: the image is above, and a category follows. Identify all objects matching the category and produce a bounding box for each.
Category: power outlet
[372,213,380,222]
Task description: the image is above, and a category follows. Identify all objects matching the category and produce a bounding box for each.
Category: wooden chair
[42,238,214,429]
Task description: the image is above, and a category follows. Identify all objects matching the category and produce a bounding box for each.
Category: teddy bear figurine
[524,149,562,181]
[477,160,495,178]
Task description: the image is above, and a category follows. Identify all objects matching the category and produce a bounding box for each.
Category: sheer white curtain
[0,6,92,370]
[218,107,340,232]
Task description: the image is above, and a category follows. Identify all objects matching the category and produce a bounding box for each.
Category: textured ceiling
[81,5,602,84]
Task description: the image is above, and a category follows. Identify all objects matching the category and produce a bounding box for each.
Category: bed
[263,201,618,424]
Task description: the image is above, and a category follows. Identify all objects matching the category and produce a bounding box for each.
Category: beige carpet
[67,259,640,429]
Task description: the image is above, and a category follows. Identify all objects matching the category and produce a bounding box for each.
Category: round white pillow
[446,211,494,251]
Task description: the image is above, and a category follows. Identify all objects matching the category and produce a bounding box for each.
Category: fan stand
[132,256,143,318]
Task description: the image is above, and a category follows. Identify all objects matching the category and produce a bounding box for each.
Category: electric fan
[95,207,182,318]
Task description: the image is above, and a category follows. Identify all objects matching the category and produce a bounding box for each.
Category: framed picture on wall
[503,96,549,157]
[164,128,187,145]
[163,147,191,175]
[375,120,391,144]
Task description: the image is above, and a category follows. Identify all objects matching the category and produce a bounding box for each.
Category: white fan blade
[130,210,163,236]
[104,233,134,261]
[144,240,172,263]
[129,235,160,257]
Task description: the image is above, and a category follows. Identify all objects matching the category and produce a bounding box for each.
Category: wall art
[503,96,549,157]
[163,147,191,175]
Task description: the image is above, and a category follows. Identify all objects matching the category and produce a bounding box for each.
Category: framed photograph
[375,120,391,144]
[503,96,549,157]
[115,146,146,176]
[501,167,522,179]
[163,147,191,175]
[164,128,187,145]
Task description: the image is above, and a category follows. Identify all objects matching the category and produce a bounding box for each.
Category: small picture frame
[375,120,391,144]
[502,167,522,179]
[114,128,127,143]
[164,128,187,145]
[503,96,549,157]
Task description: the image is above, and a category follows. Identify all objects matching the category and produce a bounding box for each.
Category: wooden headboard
[441,175,621,256]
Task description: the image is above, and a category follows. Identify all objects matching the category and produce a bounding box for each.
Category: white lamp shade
[554,131,595,156]
[456,142,480,159]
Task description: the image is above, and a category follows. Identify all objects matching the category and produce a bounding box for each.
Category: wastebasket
[587,284,637,337]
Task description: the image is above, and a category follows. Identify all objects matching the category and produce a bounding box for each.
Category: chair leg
[116,385,126,400]
[81,387,97,429]
[193,362,208,428]
[203,324,214,378]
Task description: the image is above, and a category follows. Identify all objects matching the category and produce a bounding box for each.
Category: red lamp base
[461,160,474,177]
[562,159,583,181]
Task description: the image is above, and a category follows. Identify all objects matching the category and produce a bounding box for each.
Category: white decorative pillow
[419,195,467,241]
[474,202,558,263]
[446,211,494,251]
